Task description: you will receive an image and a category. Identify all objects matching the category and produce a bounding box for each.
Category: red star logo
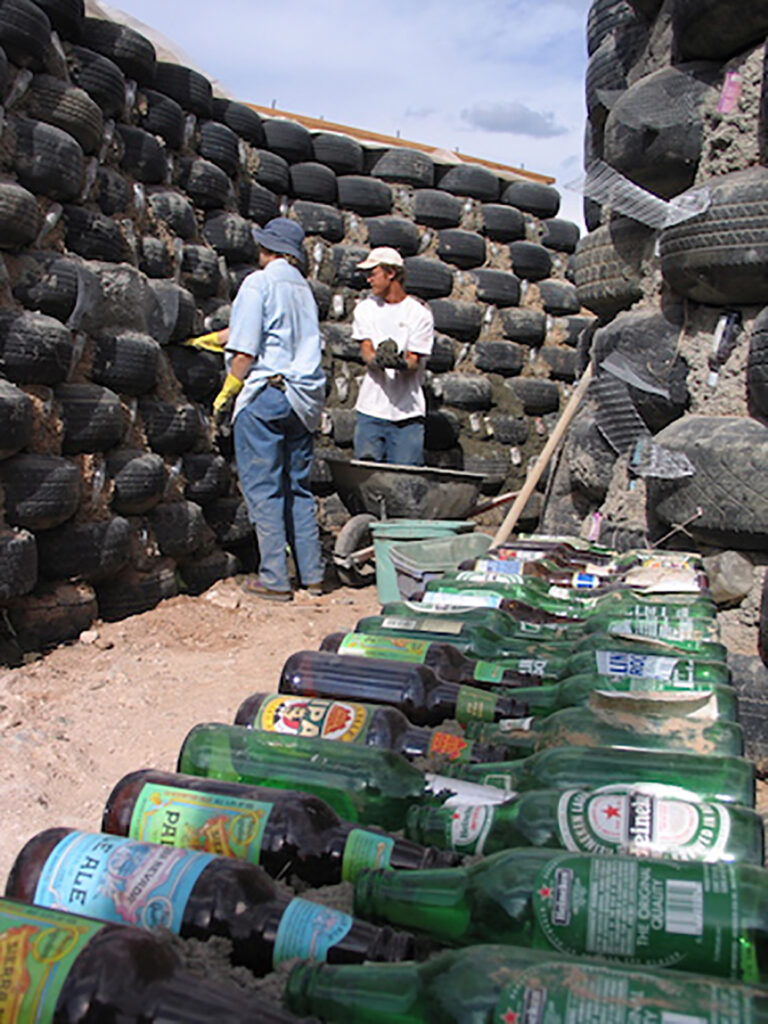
[603,805,620,818]
[538,886,552,899]
[503,1012,518,1024]
[452,812,461,820]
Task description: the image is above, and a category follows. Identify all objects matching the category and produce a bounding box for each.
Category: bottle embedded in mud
[278,650,527,725]
[234,693,506,764]
[103,769,459,886]
[0,897,317,1024]
[352,847,768,981]
[5,828,414,974]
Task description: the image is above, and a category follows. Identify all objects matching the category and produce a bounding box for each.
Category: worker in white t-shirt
[352,246,434,465]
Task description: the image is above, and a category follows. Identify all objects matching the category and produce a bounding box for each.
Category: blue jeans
[234,386,323,591]
[354,412,425,466]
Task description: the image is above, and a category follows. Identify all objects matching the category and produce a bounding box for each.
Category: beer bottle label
[556,787,731,861]
[0,901,103,1023]
[424,773,511,806]
[338,633,429,663]
[474,558,524,579]
[473,660,505,683]
[531,854,745,978]
[273,898,353,965]
[456,685,498,723]
[608,618,697,641]
[129,783,273,865]
[570,572,600,589]
[423,589,503,609]
[428,731,472,762]
[595,651,680,680]
[494,962,756,1024]
[456,570,520,585]
[341,829,395,882]
[447,803,496,855]
[33,832,214,933]
[254,695,370,742]
[381,615,465,636]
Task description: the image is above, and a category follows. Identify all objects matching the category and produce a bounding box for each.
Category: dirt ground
[0,580,381,887]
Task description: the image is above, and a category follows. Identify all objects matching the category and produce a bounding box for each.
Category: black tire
[309,279,332,319]
[425,409,461,449]
[759,572,768,669]
[25,74,102,155]
[0,452,80,530]
[292,200,344,242]
[660,168,768,306]
[437,228,486,269]
[8,581,97,650]
[333,512,376,587]
[426,334,457,373]
[587,0,647,55]
[149,281,195,342]
[337,175,392,216]
[479,203,526,242]
[263,118,313,163]
[365,215,420,256]
[153,61,212,118]
[330,407,356,447]
[80,16,155,83]
[321,322,362,362]
[748,308,768,420]
[29,0,82,38]
[12,116,84,201]
[0,379,33,459]
[147,499,206,558]
[0,0,50,68]
[440,373,493,409]
[508,241,552,282]
[116,124,166,184]
[139,399,201,455]
[166,345,222,403]
[253,149,290,194]
[12,252,87,322]
[94,166,130,215]
[672,0,768,61]
[585,34,629,127]
[489,413,529,445]
[204,496,253,547]
[540,347,578,381]
[239,180,280,225]
[474,339,525,376]
[566,406,617,501]
[91,330,160,395]
[437,165,500,201]
[504,377,560,414]
[183,452,230,505]
[428,298,483,342]
[424,447,463,471]
[138,88,184,149]
[147,188,197,239]
[0,180,39,250]
[604,63,720,199]
[36,515,130,583]
[177,156,232,210]
[554,314,598,348]
[198,120,240,177]
[403,256,453,299]
[537,278,581,316]
[332,245,369,290]
[649,416,768,547]
[572,215,654,318]
[179,549,238,595]
[181,243,221,299]
[369,148,434,187]
[56,382,124,454]
[312,132,364,175]
[211,98,265,146]
[62,205,130,263]
[227,263,257,299]
[501,180,560,218]
[540,218,581,253]
[96,559,178,622]
[289,161,337,204]
[139,236,172,278]
[0,40,6,93]
[413,188,462,228]
[107,448,166,514]
[461,448,510,494]
[203,212,255,263]
[472,268,520,307]
[499,307,547,345]
[0,310,72,385]
[0,527,36,602]
[66,44,125,118]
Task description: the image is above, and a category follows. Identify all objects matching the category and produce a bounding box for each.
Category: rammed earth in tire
[12,117,84,202]
[8,581,98,651]
[369,149,434,188]
[0,528,36,603]
[66,45,125,118]
[0,0,51,69]
[36,516,131,583]
[91,330,159,395]
[55,382,124,454]
[474,340,525,376]
[572,215,654,319]
[293,201,344,242]
[0,379,33,459]
[211,98,265,146]
[312,132,364,175]
[413,189,462,228]
[198,121,240,177]
[139,89,184,150]
[153,61,212,117]
[472,269,521,307]
[480,204,526,243]
[403,257,453,300]
[80,16,156,83]
[672,0,768,61]
[25,74,103,155]
[96,560,178,622]
[0,310,72,386]
[107,448,166,514]
[365,216,420,256]
[428,299,483,342]
[748,307,768,420]
[289,162,338,204]
[0,453,80,530]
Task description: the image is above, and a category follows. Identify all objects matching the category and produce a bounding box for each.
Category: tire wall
[0,6,586,658]
[559,0,768,654]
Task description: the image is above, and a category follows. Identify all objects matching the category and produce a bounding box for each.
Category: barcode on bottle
[661,1014,706,1024]
[664,880,703,935]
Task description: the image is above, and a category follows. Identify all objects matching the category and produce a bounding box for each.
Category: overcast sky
[109,0,592,227]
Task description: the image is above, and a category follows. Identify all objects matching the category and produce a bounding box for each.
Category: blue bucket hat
[252,217,305,261]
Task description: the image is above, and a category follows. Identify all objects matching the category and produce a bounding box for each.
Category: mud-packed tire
[403,256,453,300]
[25,74,103,155]
[239,180,280,225]
[80,16,155,82]
[472,268,520,307]
[333,512,376,587]
[537,279,581,316]
[572,215,654,319]
[370,148,434,187]
[499,307,547,346]
[56,382,124,454]
[508,241,552,281]
[440,373,493,410]
[12,117,84,201]
[671,0,768,61]
[7,581,97,650]
[138,88,184,149]
[365,216,420,256]
[501,181,560,218]
[437,229,486,269]
[179,549,238,595]
[505,377,560,414]
[748,308,768,420]
[91,330,160,395]
[116,124,166,184]
[262,118,313,164]
[438,165,499,202]
[198,120,240,177]
[66,45,125,118]
[96,559,178,622]
[292,200,344,242]
[36,516,130,583]
[337,176,392,216]
[139,399,201,455]
[62,205,131,263]
[0,310,72,386]
[312,132,364,175]
[0,181,40,250]
[107,448,167,514]
[0,0,51,69]
[474,340,525,376]
[0,453,80,530]
[289,161,338,204]
[211,98,265,146]
[0,527,37,603]
[428,298,483,342]
[413,188,462,228]
[177,156,232,210]
[153,61,212,118]
[183,452,231,506]
[147,499,207,559]
[0,380,33,459]
[147,189,197,239]
[203,212,255,264]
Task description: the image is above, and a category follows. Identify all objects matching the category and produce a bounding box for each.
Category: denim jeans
[354,412,425,466]
[234,386,323,591]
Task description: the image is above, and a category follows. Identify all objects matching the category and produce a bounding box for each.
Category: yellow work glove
[212,373,244,428]
[183,330,226,353]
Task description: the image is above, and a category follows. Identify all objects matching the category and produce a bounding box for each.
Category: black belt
[267,374,286,391]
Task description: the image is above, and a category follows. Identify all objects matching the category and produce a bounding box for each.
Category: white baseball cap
[357,246,404,269]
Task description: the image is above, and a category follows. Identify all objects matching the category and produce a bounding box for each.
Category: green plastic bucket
[388,531,493,600]
[370,519,475,604]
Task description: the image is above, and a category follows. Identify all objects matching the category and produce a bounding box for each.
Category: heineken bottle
[406,784,764,864]
[177,723,508,832]
[234,692,506,763]
[353,848,768,981]
[447,744,755,806]
[286,943,768,1024]
[278,650,526,725]
[103,768,459,885]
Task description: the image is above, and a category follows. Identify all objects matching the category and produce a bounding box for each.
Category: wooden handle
[490,363,594,548]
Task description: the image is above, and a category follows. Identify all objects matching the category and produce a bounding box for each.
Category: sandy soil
[0,580,380,887]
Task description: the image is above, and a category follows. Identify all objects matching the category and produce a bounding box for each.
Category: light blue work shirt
[225,259,325,432]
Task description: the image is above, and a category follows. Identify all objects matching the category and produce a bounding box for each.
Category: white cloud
[460,101,568,137]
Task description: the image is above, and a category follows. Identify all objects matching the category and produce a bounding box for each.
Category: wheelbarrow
[327,458,508,587]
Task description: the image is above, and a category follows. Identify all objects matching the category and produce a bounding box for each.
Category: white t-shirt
[352,295,434,421]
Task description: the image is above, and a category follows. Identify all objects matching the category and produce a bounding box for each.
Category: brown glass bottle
[103,769,459,884]
[279,650,528,726]
[5,828,414,974]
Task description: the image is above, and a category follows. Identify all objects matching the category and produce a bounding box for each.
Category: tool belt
[267,374,286,391]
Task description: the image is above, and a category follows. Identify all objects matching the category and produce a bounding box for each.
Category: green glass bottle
[566,645,730,684]
[375,602,581,645]
[406,784,764,865]
[447,744,755,807]
[177,723,508,832]
[353,848,768,981]
[286,943,768,1024]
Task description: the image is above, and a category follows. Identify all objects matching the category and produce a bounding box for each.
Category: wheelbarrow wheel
[333,513,377,587]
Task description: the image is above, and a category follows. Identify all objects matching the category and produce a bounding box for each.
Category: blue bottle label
[273,897,353,964]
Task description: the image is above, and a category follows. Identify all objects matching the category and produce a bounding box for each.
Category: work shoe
[241,578,293,602]
[306,583,324,597]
